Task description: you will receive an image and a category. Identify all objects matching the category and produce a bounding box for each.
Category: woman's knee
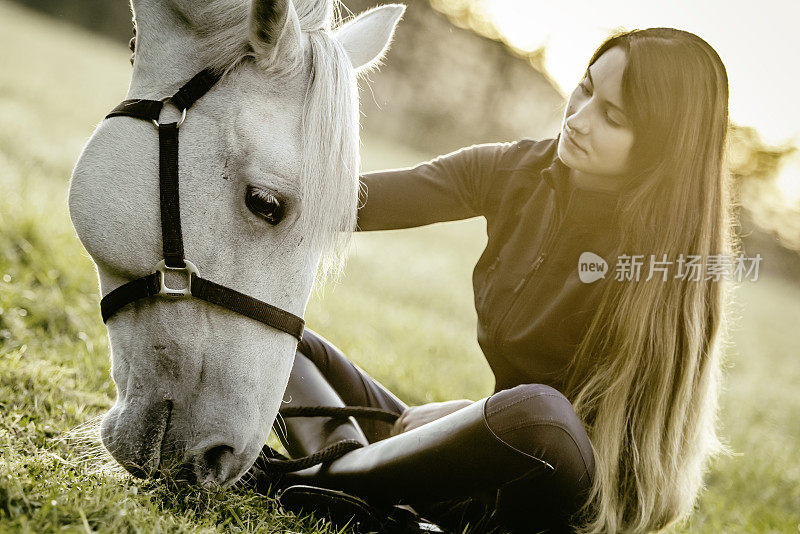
[295,329,406,441]
[485,384,595,488]
[297,328,338,373]
[485,385,596,530]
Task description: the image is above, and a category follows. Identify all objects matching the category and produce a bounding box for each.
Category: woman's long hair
[554,28,739,533]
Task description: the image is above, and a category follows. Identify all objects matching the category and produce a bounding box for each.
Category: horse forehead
[218,86,304,164]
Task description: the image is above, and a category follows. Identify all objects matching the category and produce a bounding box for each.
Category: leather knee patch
[485,384,595,487]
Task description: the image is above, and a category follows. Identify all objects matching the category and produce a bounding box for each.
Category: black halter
[100,69,305,341]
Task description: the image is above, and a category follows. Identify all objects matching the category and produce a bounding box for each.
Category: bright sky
[484,0,800,204]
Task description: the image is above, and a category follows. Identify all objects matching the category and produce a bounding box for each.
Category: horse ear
[333,4,405,72]
[250,0,304,68]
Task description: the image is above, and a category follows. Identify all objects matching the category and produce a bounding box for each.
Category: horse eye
[245,186,284,225]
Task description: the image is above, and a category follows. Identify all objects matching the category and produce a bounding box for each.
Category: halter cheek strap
[100,69,305,342]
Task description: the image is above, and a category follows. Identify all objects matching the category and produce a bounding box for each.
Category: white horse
[68,0,404,487]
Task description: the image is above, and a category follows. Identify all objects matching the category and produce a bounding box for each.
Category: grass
[1,1,799,532]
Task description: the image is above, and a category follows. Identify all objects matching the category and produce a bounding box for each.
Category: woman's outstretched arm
[356,141,517,231]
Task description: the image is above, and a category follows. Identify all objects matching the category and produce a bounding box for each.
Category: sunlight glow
[775,155,800,206]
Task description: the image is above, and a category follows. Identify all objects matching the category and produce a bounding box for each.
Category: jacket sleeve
[356,141,518,231]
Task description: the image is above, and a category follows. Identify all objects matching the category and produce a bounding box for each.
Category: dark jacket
[356,137,622,394]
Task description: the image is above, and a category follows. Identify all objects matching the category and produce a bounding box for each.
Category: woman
[268,27,737,534]
[269,26,738,533]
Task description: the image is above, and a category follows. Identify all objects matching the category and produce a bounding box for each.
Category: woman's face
[558,46,635,179]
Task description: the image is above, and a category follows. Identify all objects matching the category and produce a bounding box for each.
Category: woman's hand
[391,399,474,436]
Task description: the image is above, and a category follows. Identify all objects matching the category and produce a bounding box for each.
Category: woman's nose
[565,99,591,135]
[565,110,589,136]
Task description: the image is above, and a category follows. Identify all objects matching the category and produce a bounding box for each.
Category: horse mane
[175,0,360,285]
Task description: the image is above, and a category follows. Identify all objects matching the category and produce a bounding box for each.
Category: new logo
[578,252,608,283]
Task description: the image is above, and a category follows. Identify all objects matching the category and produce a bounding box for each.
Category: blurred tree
[728,124,797,183]
[429,0,547,73]
[342,0,565,154]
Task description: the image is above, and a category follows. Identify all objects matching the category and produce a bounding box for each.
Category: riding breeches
[288,328,597,533]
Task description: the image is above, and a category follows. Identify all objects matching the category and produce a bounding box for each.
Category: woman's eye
[579,82,591,96]
[604,112,622,127]
[245,186,284,225]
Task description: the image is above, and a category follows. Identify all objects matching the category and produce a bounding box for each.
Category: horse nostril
[194,444,237,487]
[204,444,234,469]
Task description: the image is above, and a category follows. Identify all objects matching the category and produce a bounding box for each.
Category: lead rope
[251,406,400,488]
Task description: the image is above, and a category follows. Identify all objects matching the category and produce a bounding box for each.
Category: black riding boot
[281,398,554,505]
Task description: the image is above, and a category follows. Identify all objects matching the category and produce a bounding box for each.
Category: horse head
[68,0,404,487]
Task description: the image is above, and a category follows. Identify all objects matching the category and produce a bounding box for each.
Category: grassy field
[1,2,799,532]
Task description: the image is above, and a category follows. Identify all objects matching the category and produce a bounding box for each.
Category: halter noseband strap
[100,69,305,342]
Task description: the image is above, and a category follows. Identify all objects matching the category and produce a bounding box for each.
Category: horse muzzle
[100,392,266,487]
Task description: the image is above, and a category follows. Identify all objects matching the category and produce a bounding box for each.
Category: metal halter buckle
[152,97,187,129]
[155,259,199,296]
